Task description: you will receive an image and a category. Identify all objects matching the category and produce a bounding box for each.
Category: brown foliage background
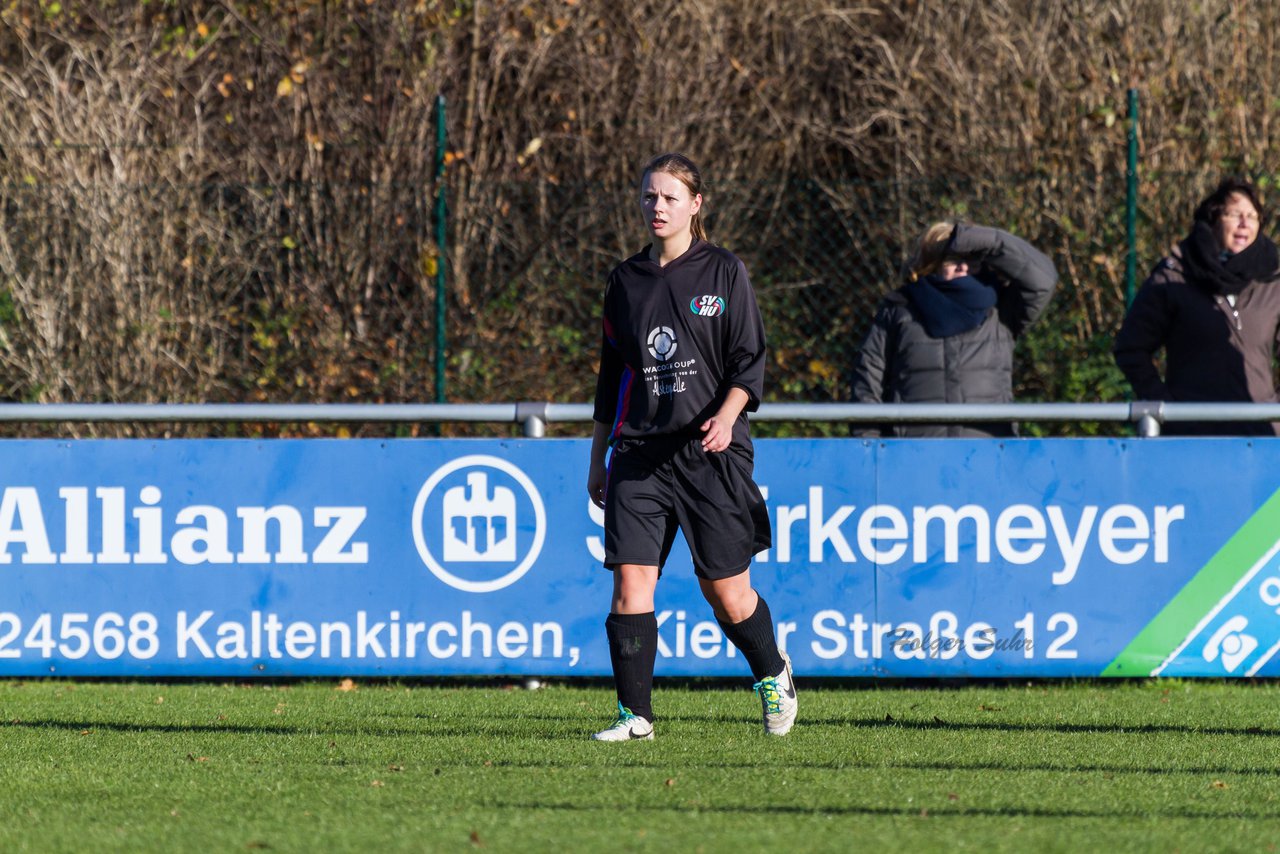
[0,0,1275,435]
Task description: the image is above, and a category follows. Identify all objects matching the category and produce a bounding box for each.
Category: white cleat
[591,702,654,742]
[754,652,797,736]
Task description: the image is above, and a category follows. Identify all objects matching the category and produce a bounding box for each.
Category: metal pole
[434,94,448,403]
[1125,88,1139,307]
[1129,400,1163,438]
[515,402,548,438]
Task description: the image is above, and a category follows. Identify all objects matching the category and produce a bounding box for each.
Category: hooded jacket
[851,224,1058,437]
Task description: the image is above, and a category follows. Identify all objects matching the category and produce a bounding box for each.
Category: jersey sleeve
[723,257,767,410]
[592,277,626,426]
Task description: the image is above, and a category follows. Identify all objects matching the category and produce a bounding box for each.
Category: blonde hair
[640,152,707,242]
[906,221,958,281]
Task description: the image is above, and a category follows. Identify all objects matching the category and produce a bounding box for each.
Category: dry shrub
[0,1,1277,434]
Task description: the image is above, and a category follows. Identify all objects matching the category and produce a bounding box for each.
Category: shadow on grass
[481,800,1280,821]
[6,709,1278,742]
[397,707,1280,739]
[812,714,1280,738]
[7,717,1280,779]
[0,718,416,738]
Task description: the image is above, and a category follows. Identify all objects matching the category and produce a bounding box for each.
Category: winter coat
[851,224,1058,438]
[1113,247,1280,436]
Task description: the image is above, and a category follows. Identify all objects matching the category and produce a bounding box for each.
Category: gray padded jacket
[851,224,1058,438]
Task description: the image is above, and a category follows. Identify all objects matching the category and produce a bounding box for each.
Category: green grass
[2,680,1280,853]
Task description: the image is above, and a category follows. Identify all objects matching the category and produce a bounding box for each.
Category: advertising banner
[0,438,1277,678]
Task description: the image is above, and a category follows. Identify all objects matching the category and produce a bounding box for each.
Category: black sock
[718,595,785,680]
[605,611,658,722]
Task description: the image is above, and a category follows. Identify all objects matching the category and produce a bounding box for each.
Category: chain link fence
[454,170,1135,421]
[0,161,1239,436]
[449,164,1239,437]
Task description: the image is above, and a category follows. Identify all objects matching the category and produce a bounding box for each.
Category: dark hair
[1194,177,1269,228]
[640,152,707,242]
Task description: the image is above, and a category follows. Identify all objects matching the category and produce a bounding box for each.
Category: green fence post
[1125,88,1139,307]
[434,94,448,404]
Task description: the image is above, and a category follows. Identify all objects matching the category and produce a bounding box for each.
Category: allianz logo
[0,485,367,565]
[411,455,546,594]
[443,473,516,562]
[0,456,549,594]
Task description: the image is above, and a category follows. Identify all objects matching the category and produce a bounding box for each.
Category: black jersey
[593,240,766,443]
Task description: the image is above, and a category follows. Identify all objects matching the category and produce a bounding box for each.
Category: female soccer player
[587,152,796,741]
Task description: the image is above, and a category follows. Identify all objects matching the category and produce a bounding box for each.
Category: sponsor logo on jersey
[690,295,725,317]
[647,326,678,361]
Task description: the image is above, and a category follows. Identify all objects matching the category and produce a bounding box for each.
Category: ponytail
[905,221,958,281]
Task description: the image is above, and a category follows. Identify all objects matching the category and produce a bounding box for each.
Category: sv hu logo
[690,295,725,317]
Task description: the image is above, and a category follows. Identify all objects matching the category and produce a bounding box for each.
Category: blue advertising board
[0,438,1277,678]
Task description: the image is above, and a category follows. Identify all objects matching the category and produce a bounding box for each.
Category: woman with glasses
[850,221,1058,437]
[1114,177,1280,435]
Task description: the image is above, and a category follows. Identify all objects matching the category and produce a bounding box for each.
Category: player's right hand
[587,465,607,509]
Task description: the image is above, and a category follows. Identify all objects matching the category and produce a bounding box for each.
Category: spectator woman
[1114,177,1280,436]
[851,221,1058,437]
[586,152,796,741]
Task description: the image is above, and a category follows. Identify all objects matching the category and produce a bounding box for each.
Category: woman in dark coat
[1114,177,1280,436]
[851,221,1058,437]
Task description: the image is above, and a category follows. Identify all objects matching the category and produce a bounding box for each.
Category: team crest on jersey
[690,295,725,317]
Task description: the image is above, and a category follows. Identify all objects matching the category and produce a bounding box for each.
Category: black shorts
[604,435,772,580]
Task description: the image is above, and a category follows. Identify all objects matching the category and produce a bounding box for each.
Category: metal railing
[1,401,1277,438]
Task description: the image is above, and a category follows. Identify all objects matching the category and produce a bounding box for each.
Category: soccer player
[586,152,796,741]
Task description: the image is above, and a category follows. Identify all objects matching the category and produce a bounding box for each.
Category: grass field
[2,679,1280,853]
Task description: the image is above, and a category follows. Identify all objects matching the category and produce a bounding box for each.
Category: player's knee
[701,578,755,622]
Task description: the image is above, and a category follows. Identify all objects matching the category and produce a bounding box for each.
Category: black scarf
[902,274,998,338]
[1180,221,1279,297]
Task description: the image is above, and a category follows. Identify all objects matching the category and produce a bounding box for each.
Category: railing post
[516,402,548,438]
[1130,401,1163,437]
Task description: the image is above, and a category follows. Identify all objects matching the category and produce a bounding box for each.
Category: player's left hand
[699,415,733,453]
